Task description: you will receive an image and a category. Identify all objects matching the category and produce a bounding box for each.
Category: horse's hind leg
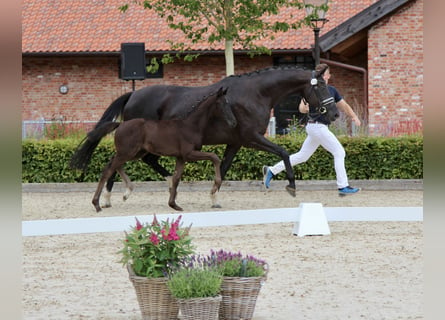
[92,157,121,212]
[116,167,135,201]
[103,171,117,208]
[168,159,185,211]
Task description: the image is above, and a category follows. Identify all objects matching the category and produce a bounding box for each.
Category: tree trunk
[224,39,234,76]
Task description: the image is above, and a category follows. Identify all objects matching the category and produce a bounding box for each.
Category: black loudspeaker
[120,43,146,80]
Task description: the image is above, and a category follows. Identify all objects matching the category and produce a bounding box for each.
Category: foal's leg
[103,171,117,208]
[92,156,125,212]
[116,167,135,201]
[185,150,222,208]
[168,159,185,211]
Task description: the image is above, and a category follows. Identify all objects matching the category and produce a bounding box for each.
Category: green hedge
[21,135,423,183]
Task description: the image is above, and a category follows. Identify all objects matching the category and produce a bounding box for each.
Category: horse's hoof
[123,195,129,201]
[102,204,112,208]
[285,185,296,197]
[211,204,222,209]
[95,207,102,213]
[169,204,183,211]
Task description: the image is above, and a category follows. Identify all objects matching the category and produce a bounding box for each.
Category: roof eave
[319,0,412,52]
[22,48,312,57]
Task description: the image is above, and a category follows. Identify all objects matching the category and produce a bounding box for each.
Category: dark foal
[91,87,228,212]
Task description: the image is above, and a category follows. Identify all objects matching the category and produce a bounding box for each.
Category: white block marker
[293,203,331,237]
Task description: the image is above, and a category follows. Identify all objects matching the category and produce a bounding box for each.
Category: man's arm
[336,99,361,126]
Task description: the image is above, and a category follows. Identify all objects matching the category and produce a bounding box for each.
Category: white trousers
[269,123,349,189]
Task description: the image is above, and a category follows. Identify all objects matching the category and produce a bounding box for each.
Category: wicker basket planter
[127,265,179,320]
[177,295,222,320]
[219,276,266,320]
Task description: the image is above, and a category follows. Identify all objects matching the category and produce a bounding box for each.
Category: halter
[305,70,335,117]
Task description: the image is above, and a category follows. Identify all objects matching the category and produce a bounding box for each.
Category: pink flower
[150,233,160,245]
[135,218,143,231]
[167,225,179,241]
[151,214,159,227]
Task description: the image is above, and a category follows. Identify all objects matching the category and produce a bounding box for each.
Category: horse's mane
[181,90,219,119]
[227,65,309,79]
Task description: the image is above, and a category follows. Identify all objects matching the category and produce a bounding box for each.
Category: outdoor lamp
[303,0,329,66]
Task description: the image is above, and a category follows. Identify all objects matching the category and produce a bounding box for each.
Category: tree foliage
[120,0,322,75]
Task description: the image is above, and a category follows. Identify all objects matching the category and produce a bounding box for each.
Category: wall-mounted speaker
[119,43,146,80]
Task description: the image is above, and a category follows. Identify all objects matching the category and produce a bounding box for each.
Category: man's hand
[299,100,309,114]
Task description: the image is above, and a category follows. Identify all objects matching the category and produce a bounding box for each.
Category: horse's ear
[218,86,228,96]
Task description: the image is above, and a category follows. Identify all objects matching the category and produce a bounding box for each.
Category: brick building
[22,0,423,136]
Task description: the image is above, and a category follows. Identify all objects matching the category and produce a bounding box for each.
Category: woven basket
[219,276,266,320]
[177,295,222,320]
[127,264,179,320]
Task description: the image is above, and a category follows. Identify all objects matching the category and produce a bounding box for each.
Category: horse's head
[215,87,237,128]
[303,68,339,122]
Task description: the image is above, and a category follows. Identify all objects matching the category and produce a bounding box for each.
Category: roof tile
[22,0,377,54]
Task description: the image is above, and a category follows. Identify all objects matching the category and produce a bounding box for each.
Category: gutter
[320,58,368,119]
[22,49,312,57]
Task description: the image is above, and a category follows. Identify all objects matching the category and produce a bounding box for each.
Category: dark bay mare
[71,65,338,202]
[90,87,228,212]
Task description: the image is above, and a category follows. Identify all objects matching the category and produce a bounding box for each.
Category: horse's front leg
[116,167,135,201]
[220,144,241,180]
[142,153,172,178]
[168,159,185,211]
[246,133,296,197]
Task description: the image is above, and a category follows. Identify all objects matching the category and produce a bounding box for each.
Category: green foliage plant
[208,249,268,278]
[118,215,195,278]
[167,255,222,299]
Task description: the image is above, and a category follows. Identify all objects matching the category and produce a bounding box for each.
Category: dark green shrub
[21,135,423,183]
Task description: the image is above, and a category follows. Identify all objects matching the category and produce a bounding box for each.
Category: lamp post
[303,0,329,67]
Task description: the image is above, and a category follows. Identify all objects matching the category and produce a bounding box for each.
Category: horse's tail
[70,121,121,172]
[69,92,132,172]
[94,91,133,129]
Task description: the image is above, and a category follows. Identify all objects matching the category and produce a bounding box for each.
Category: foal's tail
[70,121,121,172]
[69,92,132,172]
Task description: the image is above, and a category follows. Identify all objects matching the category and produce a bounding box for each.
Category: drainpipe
[320,58,368,123]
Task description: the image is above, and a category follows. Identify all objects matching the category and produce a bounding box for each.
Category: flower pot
[177,295,222,320]
[219,276,266,320]
[127,264,179,320]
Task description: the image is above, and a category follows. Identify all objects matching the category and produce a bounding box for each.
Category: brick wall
[22,55,271,122]
[22,0,423,138]
[328,65,366,122]
[367,0,423,135]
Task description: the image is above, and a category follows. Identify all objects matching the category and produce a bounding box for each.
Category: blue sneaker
[338,186,360,196]
[262,166,274,189]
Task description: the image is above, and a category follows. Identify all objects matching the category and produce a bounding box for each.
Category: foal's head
[188,86,236,128]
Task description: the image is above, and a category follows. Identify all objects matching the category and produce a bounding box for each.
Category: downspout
[319,58,368,124]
